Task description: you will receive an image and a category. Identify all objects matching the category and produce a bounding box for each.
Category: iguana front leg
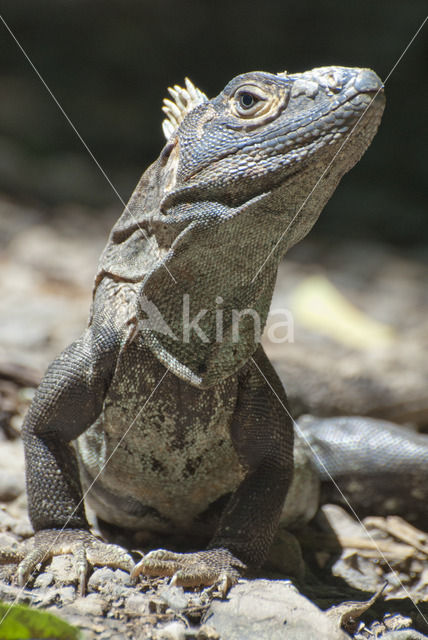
[132,346,293,589]
[7,324,134,594]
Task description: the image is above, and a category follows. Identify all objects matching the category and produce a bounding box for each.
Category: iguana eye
[233,87,267,117]
[238,92,257,110]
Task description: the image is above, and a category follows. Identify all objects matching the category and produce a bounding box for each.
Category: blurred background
[0,0,427,426]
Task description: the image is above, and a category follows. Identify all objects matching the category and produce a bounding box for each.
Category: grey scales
[3,65,392,595]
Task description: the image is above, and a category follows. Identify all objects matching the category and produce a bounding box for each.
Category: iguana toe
[131,547,245,592]
[16,529,134,596]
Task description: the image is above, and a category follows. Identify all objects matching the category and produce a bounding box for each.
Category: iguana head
[100,67,384,387]
[160,67,384,215]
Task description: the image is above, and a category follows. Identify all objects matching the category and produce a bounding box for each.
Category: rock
[88,567,130,591]
[0,581,35,605]
[72,593,107,616]
[33,588,63,607]
[204,579,350,640]
[0,532,19,549]
[88,567,132,599]
[33,571,54,589]
[155,621,187,640]
[49,554,77,585]
[159,585,189,612]
[88,567,117,591]
[12,514,33,538]
[0,439,25,467]
[124,592,149,616]
[111,569,130,584]
[36,586,77,607]
[0,508,16,529]
[0,470,25,501]
[58,585,77,605]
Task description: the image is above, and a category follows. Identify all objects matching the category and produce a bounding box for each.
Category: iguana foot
[131,548,246,594]
[10,529,134,596]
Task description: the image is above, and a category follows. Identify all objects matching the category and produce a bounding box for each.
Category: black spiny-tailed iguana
[5,66,389,594]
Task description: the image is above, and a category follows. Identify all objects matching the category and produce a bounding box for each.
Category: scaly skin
[6,66,384,593]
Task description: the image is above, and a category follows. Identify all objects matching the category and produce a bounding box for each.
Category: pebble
[58,585,77,605]
[0,581,35,605]
[33,588,62,607]
[124,592,149,616]
[112,569,131,584]
[50,553,75,575]
[156,621,187,640]
[72,593,107,616]
[13,516,33,538]
[33,571,54,589]
[0,509,16,529]
[0,470,25,502]
[88,567,117,591]
[159,585,189,612]
[0,532,19,549]
[88,567,129,591]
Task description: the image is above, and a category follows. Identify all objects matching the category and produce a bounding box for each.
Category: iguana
[6,66,387,595]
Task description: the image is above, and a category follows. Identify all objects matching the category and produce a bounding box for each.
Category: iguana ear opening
[162,78,208,140]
